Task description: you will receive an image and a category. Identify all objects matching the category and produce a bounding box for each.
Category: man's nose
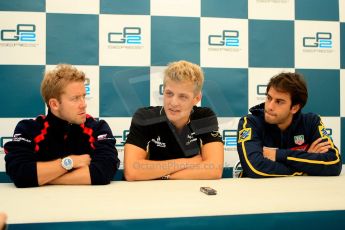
[170,95,179,106]
[80,97,87,109]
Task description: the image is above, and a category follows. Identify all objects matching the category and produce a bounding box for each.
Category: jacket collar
[46,110,71,128]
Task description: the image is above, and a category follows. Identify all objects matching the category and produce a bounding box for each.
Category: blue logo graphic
[256,84,267,96]
[223,129,237,147]
[303,32,332,48]
[108,27,142,44]
[323,128,332,137]
[85,78,91,96]
[159,84,164,95]
[0,24,36,42]
[325,128,334,141]
[114,130,130,147]
[0,136,12,148]
[208,30,239,47]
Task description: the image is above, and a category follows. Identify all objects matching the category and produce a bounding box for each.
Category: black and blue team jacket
[237,103,342,178]
[4,111,119,187]
[126,106,223,160]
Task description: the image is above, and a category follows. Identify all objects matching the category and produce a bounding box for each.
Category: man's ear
[194,92,202,105]
[291,104,301,115]
[48,98,59,111]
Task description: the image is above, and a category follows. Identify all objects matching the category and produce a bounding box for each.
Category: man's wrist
[276,149,287,162]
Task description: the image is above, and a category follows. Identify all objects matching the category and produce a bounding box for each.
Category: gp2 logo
[303,32,332,48]
[108,27,141,44]
[1,24,36,42]
[208,30,239,47]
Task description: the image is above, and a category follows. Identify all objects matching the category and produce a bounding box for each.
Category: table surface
[1,171,345,225]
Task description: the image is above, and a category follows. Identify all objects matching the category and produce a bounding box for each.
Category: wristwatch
[161,174,170,180]
[61,157,73,171]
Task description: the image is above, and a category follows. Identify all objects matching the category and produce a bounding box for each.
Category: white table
[1,171,345,229]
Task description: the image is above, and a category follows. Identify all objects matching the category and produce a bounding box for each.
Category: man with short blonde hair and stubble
[5,64,119,187]
[124,60,224,181]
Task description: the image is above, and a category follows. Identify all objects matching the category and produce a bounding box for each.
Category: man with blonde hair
[5,64,119,187]
[124,60,224,181]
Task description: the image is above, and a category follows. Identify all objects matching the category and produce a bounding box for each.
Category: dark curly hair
[266,72,308,111]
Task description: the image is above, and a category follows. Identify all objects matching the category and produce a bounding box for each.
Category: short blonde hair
[163,60,204,95]
[41,64,85,105]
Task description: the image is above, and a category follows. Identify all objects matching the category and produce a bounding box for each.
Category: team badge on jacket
[294,135,305,145]
[238,128,251,143]
[318,125,329,138]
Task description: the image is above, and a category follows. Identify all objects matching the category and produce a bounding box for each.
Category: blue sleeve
[4,120,39,188]
[276,115,342,176]
[237,116,301,178]
[89,120,120,185]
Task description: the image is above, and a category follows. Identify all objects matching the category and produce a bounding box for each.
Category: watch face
[62,157,73,170]
[63,158,72,166]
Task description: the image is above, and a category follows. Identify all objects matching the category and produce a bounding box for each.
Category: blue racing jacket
[237,103,342,178]
[4,111,120,187]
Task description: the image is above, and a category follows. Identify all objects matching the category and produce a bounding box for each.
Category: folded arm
[237,116,300,178]
[48,166,91,185]
[169,141,224,180]
[124,144,206,181]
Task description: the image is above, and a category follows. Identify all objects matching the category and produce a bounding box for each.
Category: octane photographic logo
[208,30,240,52]
[302,32,333,53]
[256,0,289,3]
[223,129,237,150]
[0,24,37,47]
[107,27,143,50]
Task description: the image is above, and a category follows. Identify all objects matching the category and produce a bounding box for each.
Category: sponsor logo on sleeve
[238,128,251,143]
[211,131,221,138]
[97,133,115,141]
[186,133,197,145]
[13,133,31,143]
[152,136,166,148]
[294,135,305,145]
[318,125,329,138]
